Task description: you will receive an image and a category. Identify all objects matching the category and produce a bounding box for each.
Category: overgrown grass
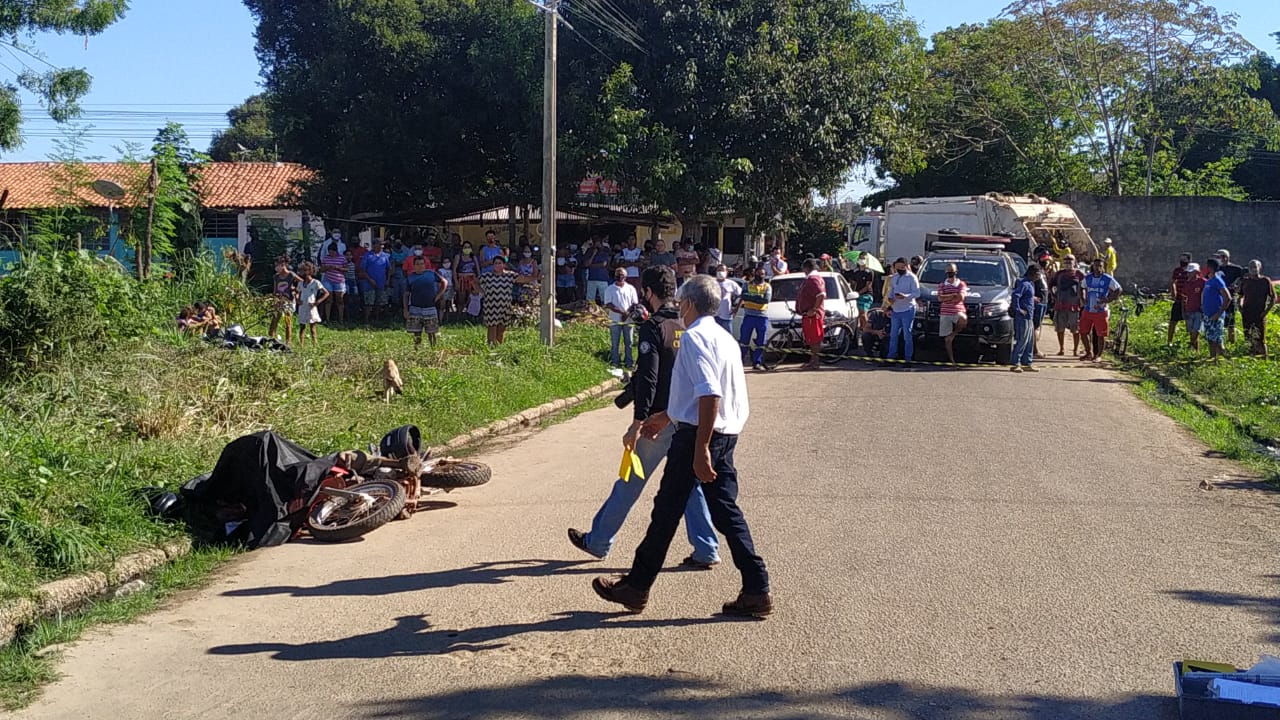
[1123,299,1280,441]
[0,545,235,710]
[0,319,610,601]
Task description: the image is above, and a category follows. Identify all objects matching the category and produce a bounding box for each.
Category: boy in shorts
[404,255,448,348]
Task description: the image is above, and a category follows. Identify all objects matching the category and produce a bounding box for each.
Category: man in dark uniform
[568,265,720,566]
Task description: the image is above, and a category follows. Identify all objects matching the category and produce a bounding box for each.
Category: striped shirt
[740,282,771,316]
[322,254,347,284]
[938,279,967,316]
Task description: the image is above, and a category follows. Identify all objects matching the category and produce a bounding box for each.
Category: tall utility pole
[539,0,558,346]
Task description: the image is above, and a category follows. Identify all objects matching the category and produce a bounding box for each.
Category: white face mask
[556,257,567,266]
[716,271,727,280]
[414,249,423,256]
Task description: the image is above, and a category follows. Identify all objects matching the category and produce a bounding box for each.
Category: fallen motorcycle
[304,426,491,542]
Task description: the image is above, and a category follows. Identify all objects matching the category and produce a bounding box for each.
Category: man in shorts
[1202,257,1232,360]
[1167,252,1192,347]
[360,239,392,323]
[796,258,827,370]
[1214,249,1245,344]
[1050,255,1084,356]
[1078,257,1121,362]
[936,263,968,364]
[1181,263,1206,351]
[404,255,447,348]
[848,255,876,329]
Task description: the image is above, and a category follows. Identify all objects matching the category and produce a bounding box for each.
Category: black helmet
[379,425,423,459]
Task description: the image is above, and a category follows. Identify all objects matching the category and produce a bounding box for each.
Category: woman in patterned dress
[478,255,519,345]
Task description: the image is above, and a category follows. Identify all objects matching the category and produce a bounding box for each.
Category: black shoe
[680,555,721,570]
[593,576,648,613]
[567,529,604,559]
[721,592,773,617]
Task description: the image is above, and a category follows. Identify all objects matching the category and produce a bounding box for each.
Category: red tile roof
[0,161,314,210]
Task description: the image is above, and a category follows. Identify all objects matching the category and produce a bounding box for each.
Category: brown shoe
[592,576,648,613]
[721,592,773,617]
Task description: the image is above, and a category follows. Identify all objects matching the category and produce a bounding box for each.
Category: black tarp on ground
[181,431,337,548]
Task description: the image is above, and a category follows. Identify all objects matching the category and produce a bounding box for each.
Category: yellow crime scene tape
[749,341,1112,371]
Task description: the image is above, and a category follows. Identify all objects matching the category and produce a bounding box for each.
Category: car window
[836,276,853,298]
[920,259,1009,286]
[1011,255,1028,277]
[771,277,839,301]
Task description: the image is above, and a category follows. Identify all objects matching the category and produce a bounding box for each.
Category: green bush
[0,252,149,375]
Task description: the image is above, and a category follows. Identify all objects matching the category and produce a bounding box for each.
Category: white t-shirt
[603,281,639,324]
[718,279,741,320]
[621,247,643,277]
[766,256,788,278]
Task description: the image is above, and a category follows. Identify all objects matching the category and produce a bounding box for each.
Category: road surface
[14,358,1280,719]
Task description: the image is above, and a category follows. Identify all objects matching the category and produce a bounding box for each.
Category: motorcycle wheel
[307,479,407,542]
[760,330,791,371]
[421,459,492,489]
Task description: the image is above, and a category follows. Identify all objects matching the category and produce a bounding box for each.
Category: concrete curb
[0,537,192,647]
[440,377,620,452]
[1124,352,1275,447]
[0,378,619,648]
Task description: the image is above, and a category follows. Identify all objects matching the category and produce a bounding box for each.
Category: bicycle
[759,302,855,370]
[1111,286,1152,359]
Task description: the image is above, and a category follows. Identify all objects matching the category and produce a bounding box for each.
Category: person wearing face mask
[1238,259,1276,358]
[455,242,480,317]
[1167,252,1193,347]
[605,268,640,368]
[568,265,720,569]
[937,263,968,365]
[738,265,772,370]
[714,265,740,333]
[516,247,541,303]
[622,237,644,289]
[1050,255,1085,356]
[887,257,921,366]
[593,274,770,617]
[437,254,455,320]
[554,246,577,305]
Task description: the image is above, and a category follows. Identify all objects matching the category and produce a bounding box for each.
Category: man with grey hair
[1214,248,1245,344]
[1239,259,1276,358]
[593,274,772,617]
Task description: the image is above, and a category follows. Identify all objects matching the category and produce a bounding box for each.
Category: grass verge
[1131,379,1280,482]
[0,545,235,710]
[1123,299,1280,442]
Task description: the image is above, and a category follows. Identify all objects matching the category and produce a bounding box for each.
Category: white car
[766,272,861,329]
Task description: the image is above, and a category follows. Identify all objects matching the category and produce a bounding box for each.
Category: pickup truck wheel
[995,342,1013,366]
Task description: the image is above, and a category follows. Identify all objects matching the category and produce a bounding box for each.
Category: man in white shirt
[714,265,740,333]
[604,267,640,368]
[621,238,644,289]
[765,247,788,279]
[887,256,921,365]
[593,274,772,618]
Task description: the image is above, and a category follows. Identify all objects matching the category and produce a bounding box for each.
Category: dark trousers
[625,426,770,595]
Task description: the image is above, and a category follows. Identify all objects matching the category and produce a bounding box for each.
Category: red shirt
[403,254,435,273]
[351,246,367,277]
[1182,275,1205,313]
[796,273,826,314]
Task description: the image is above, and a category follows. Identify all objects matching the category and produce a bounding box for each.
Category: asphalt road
[14,356,1280,720]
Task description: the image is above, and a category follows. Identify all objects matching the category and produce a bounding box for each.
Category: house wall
[1059,192,1280,290]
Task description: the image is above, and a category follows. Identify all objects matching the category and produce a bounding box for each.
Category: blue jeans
[610,323,633,367]
[716,317,732,333]
[586,280,609,305]
[1014,315,1034,366]
[739,315,769,366]
[625,426,769,594]
[582,424,719,563]
[888,306,916,361]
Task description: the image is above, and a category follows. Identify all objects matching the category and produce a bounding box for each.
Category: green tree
[0,0,128,152]
[1005,0,1257,195]
[867,18,1093,205]
[208,94,279,162]
[1232,35,1280,199]
[564,0,924,235]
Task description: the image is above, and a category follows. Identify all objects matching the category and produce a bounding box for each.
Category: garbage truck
[851,193,1101,264]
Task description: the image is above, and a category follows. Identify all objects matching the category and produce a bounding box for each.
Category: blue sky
[3,0,1277,168]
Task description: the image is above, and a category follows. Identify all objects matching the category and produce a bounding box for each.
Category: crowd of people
[1166,248,1276,360]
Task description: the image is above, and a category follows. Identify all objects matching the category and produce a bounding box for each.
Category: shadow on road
[207,611,735,660]
[353,674,1174,720]
[221,559,624,598]
[1165,580,1280,643]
